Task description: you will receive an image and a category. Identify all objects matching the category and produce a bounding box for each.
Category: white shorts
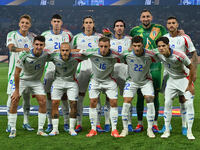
[76,59,92,93]
[123,80,154,98]
[88,78,118,99]
[113,63,128,95]
[16,80,46,96]
[44,70,55,93]
[165,77,189,100]
[51,79,79,101]
[7,75,15,95]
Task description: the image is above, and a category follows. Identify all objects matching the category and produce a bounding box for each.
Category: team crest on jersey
[170,44,175,49]
[130,59,134,63]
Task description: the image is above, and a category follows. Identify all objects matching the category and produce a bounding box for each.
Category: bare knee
[145,96,154,103]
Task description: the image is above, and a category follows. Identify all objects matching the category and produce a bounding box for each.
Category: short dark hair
[51,14,62,20]
[156,37,169,45]
[132,36,143,44]
[19,14,32,23]
[167,16,178,22]
[141,9,152,15]
[113,19,126,28]
[34,35,45,43]
[99,37,110,43]
[82,15,96,32]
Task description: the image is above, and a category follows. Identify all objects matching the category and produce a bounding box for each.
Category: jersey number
[134,64,143,71]
[99,63,106,70]
[54,42,61,49]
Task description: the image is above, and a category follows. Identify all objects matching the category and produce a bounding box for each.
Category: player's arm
[190,51,198,82]
[8,44,30,53]
[186,63,195,95]
[11,67,22,102]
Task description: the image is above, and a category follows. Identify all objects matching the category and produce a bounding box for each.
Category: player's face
[51,18,63,31]
[167,19,179,32]
[114,21,125,35]
[19,18,31,32]
[157,41,170,57]
[140,12,152,28]
[99,41,110,56]
[33,40,45,57]
[60,43,71,60]
[132,42,144,56]
[83,18,95,32]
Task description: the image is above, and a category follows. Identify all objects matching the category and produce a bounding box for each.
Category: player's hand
[186,84,195,95]
[102,28,113,37]
[11,91,20,103]
[22,48,30,52]
[177,29,185,36]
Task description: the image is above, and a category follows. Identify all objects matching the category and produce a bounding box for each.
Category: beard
[142,22,150,28]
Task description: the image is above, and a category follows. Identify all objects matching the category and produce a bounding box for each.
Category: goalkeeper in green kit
[129,9,167,132]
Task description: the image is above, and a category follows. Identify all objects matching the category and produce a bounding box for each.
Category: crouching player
[9,36,49,138]
[81,37,122,137]
[120,36,156,138]
[49,42,86,136]
[156,37,195,140]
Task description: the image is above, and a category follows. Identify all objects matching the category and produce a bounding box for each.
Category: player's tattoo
[11,46,17,52]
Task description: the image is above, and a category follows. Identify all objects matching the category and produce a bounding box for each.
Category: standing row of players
[6,9,198,139]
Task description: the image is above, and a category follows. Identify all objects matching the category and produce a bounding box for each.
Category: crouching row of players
[8,35,195,140]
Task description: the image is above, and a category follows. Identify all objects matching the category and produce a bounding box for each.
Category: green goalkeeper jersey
[129,24,167,50]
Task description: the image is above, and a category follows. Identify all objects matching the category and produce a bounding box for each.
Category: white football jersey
[16,50,50,81]
[72,32,102,49]
[110,35,132,53]
[157,49,191,79]
[164,33,196,54]
[6,30,35,82]
[41,29,73,72]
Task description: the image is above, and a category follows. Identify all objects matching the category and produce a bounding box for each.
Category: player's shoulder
[110,48,120,56]
[41,30,51,36]
[153,23,165,28]
[131,25,142,31]
[163,33,170,37]
[172,49,187,59]
[74,32,83,38]
[7,30,18,37]
[181,34,192,41]
[94,32,103,37]
[124,35,132,40]
[28,32,37,38]
[71,52,82,57]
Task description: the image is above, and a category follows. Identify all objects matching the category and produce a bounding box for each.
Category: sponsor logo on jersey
[48,38,53,41]
[18,39,22,42]
[112,42,115,45]
[81,39,85,43]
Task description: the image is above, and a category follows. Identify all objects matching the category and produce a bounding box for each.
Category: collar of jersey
[112,35,125,39]
[31,49,43,57]
[17,30,28,37]
[82,32,95,36]
[51,30,63,35]
[98,48,112,56]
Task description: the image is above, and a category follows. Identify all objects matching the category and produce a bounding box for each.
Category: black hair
[113,19,126,28]
[132,36,143,44]
[140,9,152,15]
[33,35,45,43]
[99,37,110,43]
[156,37,169,45]
[167,16,178,22]
[51,14,62,20]
[82,15,96,32]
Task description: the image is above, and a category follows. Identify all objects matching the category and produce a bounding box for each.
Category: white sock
[164,99,173,132]
[89,108,97,130]
[52,119,59,131]
[128,103,132,125]
[122,103,131,129]
[104,100,110,125]
[77,95,84,126]
[38,113,46,131]
[9,113,17,131]
[96,100,101,126]
[6,95,11,126]
[46,98,52,125]
[146,103,155,129]
[70,118,77,130]
[180,103,187,128]
[110,107,118,131]
[61,100,69,124]
[185,98,194,134]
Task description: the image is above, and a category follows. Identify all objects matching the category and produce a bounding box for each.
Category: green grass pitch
[0,63,200,150]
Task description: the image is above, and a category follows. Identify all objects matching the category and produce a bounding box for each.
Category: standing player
[159,16,198,135]
[41,14,73,133]
[120,36,156,138]
[156,37,195,140]
[6,14,35,132]
[129,9,167,132]
[8,36,49,138]
[82,37,121,138]
[72,16,103,132]
[103,20,133,132]
[49,42,86,136]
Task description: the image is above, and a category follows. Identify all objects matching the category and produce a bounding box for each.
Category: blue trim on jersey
[31,49,35,57]
[112,35,125,39]
[17,30,28,37]
[169,48,173,56]
[51,30,63,35]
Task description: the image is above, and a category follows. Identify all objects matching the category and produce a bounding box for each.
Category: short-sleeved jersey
[110,35,132,53]
[41,29,73,72]
[6,30,35,81]
[72,32,102,49]
[164,33,196,54]
[81,48,121,81]
[50,52,86,81]
[156,49,191,79]
[16,50,50,81]
[130,24,167,50]
[123,49,157,85]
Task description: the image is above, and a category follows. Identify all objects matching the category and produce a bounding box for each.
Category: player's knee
[79,92,85,97]
[145,96,154,103]
[179,95,186,103]
[109,99,117,107]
